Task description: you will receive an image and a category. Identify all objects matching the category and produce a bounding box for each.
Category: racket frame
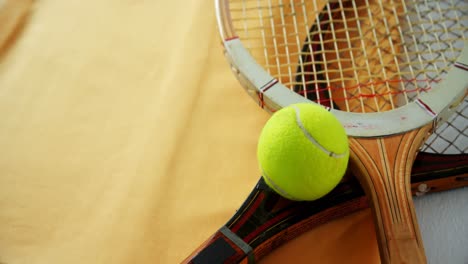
[215,0,467,262]
[215,0,468,138]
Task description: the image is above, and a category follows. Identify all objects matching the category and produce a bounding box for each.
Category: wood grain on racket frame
[0,0,32,50]
[350,128,430,263]
[326,1,425,262]
[182,152,468,264]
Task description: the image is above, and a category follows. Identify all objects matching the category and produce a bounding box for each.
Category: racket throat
[349,125,432,264]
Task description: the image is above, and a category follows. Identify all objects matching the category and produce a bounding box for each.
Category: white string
[257,0,271,75]
[277,0,294,88]
[311,0,334,109]
[338,1,359,112]
[376,0,399,109]
[229,0,467,154]
[266,0,283,82]
[300,1,320,102]
[350,0,373,113]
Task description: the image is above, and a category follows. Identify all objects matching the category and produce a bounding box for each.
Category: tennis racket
[182,152,467,264]
[209,0,467,263]
[0,0,32,51]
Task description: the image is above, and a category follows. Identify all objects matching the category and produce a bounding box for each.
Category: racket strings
[421,99,467,154]
[321,0,402,112]
[229,0,467,154]
[230,0,467,112]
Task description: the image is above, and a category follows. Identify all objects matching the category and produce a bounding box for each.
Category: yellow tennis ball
[257,103,349,201]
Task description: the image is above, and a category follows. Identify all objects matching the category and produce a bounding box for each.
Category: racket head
[215,0,468,137]
[211,1,468,262]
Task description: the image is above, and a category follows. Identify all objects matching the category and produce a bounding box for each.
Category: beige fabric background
[0,1,380,263]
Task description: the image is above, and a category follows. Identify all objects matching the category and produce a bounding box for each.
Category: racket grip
[387,236,426,264]
[360,182,427,264]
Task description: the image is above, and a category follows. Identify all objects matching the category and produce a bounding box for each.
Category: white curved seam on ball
[261,168,297,200]
[293,106,347,158]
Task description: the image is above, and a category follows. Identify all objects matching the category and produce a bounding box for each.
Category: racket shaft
[350,127,432,263]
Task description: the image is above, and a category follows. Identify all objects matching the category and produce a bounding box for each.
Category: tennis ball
[257,103,349,201]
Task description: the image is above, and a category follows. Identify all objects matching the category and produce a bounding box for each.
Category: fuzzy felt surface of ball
[257,103,349,201]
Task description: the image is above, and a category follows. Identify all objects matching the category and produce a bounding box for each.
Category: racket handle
[349,126,431,264]
[387,236,426,264]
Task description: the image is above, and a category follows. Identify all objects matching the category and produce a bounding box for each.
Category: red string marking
[225,36,239,41]
[257,92,277,113]
[258,92,266,109]
[255,78,439,111]
[454,61,468,71]
[295,78,439,104]
[415,99,437,117]
[257,79,279,112]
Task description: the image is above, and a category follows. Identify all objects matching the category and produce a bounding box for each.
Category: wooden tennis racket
[0,0,32,51]
[206,0,467,263]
